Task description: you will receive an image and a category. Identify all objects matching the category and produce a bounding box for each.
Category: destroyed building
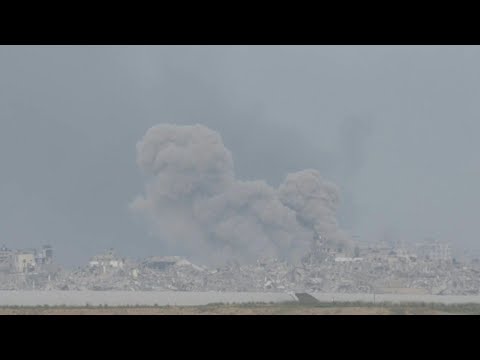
[13,251,36,273]
[416,239,452,262]
[0,246,13,273]
[142,256,182,270]
[1,238,480,295]
[0,245,58,290]
[35,245,53,266]
[0,245,54,274]
[88,249,125,273]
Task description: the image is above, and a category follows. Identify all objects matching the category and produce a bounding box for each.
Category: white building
[89,249,125,273]
[13,252,36,273]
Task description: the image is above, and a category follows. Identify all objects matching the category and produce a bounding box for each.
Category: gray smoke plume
[278,170,352,250]
[131,124,350,265]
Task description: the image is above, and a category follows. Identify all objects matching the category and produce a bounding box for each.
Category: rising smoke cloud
[131,124,351,265]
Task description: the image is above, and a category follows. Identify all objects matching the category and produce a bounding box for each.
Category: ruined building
[0,245,53,274]
[89,249,125,273]
[416,240,452,262]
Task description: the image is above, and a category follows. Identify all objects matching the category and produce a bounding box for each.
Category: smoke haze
[1,46,480,265]
[131,124,348,265]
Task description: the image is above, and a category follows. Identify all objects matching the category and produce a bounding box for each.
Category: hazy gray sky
[1,45,479,265]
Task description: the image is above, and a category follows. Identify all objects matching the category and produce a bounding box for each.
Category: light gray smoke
[278,169,352,250]
[131,124,350,265]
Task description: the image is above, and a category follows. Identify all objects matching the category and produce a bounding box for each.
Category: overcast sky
[1,45,479,265]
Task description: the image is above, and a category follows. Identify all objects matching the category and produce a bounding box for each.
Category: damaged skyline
[3,239,480,297]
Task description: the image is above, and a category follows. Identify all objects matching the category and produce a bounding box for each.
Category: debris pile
[1,243,480,295]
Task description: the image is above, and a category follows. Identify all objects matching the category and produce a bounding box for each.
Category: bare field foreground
[1,292,480,314]
[1,302,480,315]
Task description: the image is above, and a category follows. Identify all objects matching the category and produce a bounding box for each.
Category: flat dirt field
[0,303,478,315]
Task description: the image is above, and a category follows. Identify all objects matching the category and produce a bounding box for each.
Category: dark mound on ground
[295,293,320,305]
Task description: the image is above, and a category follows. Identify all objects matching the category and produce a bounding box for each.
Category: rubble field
[1,248,480,296]
[0,240,480,301]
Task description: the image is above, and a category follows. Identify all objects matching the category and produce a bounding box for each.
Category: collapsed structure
[1,238,478,295]
[0,245,53,274]
[89,249,125,273]
[0,245,58,290]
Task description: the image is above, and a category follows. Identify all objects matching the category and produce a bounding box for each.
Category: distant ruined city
[75,123,480,296]
[1,124,478,296]
[1,236,480,295]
